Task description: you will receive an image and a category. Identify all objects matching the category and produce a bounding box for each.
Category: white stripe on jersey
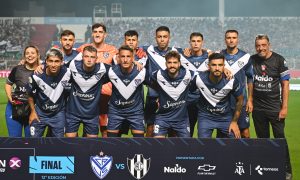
[180,55,209,72]
[32,69,71,104]
[147,45,166,70]
[108,68,146,100]
[157,70,192,101]
[73,52,82,61]
[225,53,250,76]
[196,75,234,107]
[69,60,106,93]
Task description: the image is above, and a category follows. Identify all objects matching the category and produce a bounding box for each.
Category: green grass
[0,78,299,178]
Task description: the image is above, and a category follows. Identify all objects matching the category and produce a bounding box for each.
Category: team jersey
[251,52,290,112]
[178,49,209,72]
[108,65,146,114]
[194,71,242,121]
[64,48,81,66]
[77,43,117,96]
[150,67,195,122]
[7,65,34,101]
[67,60,110,119]
[28,66,71,117]
[221,49,253,107]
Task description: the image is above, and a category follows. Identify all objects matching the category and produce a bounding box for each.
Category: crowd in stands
[1,17,300,69]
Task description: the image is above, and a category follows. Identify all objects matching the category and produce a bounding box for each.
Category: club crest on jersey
[90,151,113,179]
[127,154,151,179]
[61,80,68,87]
[103,52,110,59]
[135,79,142,85]
[237,61,244,68]
[261,64,266,71]
[221,89,230,95]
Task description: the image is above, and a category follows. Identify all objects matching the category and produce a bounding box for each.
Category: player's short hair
[92,23,107,32]
[190,32,203,40]
[124,30,138,38]
[208,52,225,62]
[255,34,270,42]
[156,26,170,34]
[83,45,97,54]
[225,29,239,37]
[165,51,181,62]
[45,48,63,61]
[60,30,75,38]
[119,45,134,54]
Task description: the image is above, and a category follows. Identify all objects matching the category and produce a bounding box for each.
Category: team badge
[90,151,113,179]
[103,52,110,59]
[238,61,244,68]
[127,154,151,179]
[261,64,266,76]
[95,73,103,80]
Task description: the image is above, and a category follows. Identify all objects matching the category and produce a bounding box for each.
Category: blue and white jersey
[144,45,182,73]
[195,71,242,121]
[108,65,146,114]
[221,49,253,107]
[67,60,110,119]
[178,49,209,72]
[64,49,82,67]
[151,67,195,122]
[28,66,71,117]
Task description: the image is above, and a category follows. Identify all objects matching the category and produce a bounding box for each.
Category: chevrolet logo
[198,164,216,171]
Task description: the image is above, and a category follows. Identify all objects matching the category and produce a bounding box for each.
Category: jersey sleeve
[27,75,38,97]
[245,57,254,84]
[279,56,290,81]
[232,78,243,97]
[6,66,17,85]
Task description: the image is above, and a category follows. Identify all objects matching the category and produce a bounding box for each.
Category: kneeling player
[107,45,145,137]
[28,48,71,137]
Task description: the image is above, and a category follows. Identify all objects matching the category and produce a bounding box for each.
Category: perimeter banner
[0,138,285,180]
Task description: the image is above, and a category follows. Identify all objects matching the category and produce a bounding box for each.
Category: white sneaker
[286,172,292,180]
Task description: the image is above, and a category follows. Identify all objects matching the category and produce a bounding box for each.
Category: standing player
[143,26,180,137]
[107,45,146,137]
[28,48,71,137]
[251,34,292,179]
[65,46,110,138]
[179,32,211,137]
[194,52,243,138]
[57,30,81,66]
[220,30,253,138]
[150,51,194,138]
[78,23,117,138]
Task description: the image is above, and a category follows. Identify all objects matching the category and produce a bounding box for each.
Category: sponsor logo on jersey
[164,164,186,174]
[127,154,150,179]
[90,151,113,179]
[29,156,74,174]
[254,75,273,82]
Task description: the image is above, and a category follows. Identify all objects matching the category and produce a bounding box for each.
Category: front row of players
[28,45,243,138]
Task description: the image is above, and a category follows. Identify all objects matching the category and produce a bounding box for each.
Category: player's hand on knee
[229,121,240,139]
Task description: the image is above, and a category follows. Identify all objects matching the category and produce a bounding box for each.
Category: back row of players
[6,23,288,140]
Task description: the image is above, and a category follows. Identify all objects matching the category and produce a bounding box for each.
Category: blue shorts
[144,88,159,125]
[65,113,99,135]
[108,112,144,132]
[236,106,250,130]
[30,110,65,137]
[198,117,234,138]
[154,119,190,137]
